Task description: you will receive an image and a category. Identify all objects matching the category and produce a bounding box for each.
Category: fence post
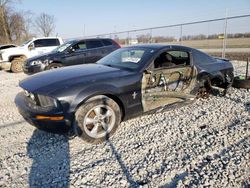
[180,25,183,45]
[246,57,249,79]
[83,24,86,38]
[222,9,228,58]
[127,31,130,46]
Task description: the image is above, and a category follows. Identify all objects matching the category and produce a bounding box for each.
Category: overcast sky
[14,0,250,39]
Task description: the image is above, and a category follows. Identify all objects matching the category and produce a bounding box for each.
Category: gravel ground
[0,61,249,188]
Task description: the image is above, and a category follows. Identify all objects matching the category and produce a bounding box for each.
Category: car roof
[64,38,113,44]
[67,38,112,41]
[125,44,193,51]
[33,37,61,39]
[85,38,112,40]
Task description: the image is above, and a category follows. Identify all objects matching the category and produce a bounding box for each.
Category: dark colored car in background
[23,38,120,74]
[15,44,234,143]
[0,44,17,50]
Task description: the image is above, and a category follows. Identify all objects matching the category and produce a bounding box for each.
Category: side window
[154,50,190,69]
[34,39,60,48]
[86,40,103,49]
[102,39,113,46]
[72,41,86,51]
[34,39,44,48]
[43,39,60,46]
[168,51,188,58]
[77,42,86,50]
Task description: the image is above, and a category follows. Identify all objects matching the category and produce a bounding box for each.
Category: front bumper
[15,92,72,133]
[23,64,45,75]
[0,61,11,70]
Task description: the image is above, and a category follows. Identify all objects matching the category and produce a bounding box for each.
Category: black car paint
[20,63,144,115]
[17,64,143,134]
[23,38,120,74]
[15,44,234,133]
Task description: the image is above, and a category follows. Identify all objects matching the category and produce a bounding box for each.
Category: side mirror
[28,43,35,51]
[68,47,75,53]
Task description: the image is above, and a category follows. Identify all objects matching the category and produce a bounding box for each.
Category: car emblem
[132,91,137,99]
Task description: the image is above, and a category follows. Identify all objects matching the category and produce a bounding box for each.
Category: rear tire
[74,96,121,144]
[10,56,26,73]
[219,71,234,96]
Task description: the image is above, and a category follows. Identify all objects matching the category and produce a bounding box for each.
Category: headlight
[24,90,37,104]
[30,60,42,66]
[30,93,35,100]
[24,89,58,108]
[43,59,53,65]
[37,94,58,108]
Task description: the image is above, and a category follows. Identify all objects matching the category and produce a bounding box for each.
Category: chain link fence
[84,14,250,60]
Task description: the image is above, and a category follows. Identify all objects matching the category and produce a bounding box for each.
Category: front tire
[74,96,121,144]
[46,63,63,70]
[10,56,26,73]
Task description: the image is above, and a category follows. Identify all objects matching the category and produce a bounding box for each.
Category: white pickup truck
[0,37,63,72]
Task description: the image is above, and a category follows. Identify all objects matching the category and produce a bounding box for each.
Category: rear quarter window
[193,50,215,64]
[102,39,113,46]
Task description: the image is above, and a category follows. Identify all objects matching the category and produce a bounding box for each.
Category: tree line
[182,33,250,40]
[115,32,250,45]
[0,0,55,44]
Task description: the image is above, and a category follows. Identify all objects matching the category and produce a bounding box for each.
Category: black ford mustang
[15,45,234,143]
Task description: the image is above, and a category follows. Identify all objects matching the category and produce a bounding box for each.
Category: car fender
[9,55,27,62]
[197,70,224,85]
[69,84,123,113]
[46,60,63,68]
[197,71,211,85]
[210,71,225,83]
[49,54,63,64]
[1,47,26,61]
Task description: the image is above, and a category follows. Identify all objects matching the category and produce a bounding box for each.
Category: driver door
[141,49,198,112]
[63,41,87,66]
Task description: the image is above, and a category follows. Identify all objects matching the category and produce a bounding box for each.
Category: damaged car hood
[20,64,132,94]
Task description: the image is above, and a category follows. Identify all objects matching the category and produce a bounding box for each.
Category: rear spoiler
[213,57,230,61]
